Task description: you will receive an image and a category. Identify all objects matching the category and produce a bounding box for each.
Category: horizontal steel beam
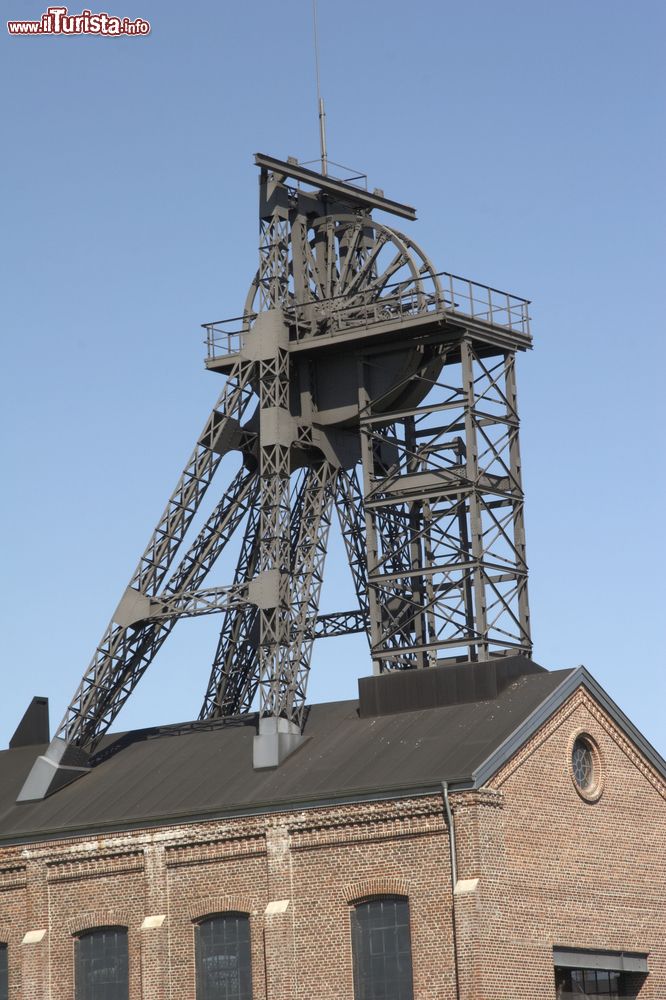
[288,310,532,359]
[141,585,369,640]
[375,637,530,659]
[313,610,369,638]
[254,152,417,221]
[363,477,516,508]
[368,562,528,585]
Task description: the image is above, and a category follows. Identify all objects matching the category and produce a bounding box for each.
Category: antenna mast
[312,0,328,175]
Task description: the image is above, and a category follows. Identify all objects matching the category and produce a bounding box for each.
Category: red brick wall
[287,800,456,999]
[0,801,454,1000]
[0,686,663,999]
[453,687,666,999]
[0,864,27,1000]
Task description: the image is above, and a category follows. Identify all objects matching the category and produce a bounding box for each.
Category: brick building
[0,655,664,999]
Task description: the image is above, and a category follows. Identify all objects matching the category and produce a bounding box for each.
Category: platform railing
[202,315,251,361]
[203,270,530,361]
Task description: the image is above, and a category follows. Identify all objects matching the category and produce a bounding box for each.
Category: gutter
[0,779,469,848]
[442,781,462,1000]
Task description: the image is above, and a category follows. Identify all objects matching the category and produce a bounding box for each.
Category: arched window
[0,943,7,1000]
[351,897,414,1000]
[75,927,128,1000]
[195,913,253,1000]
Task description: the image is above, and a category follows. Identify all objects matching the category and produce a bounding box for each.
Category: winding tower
[19,154,532,799]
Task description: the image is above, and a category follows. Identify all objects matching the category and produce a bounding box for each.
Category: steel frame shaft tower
[19,154,533,801]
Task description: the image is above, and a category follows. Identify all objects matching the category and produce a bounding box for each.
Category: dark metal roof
[0,668,578,843]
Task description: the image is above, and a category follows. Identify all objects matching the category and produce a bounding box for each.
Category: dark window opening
[75,927,128,1000]
[195,913,253,1000]
[572,738,594,790]
[351,896,414,1000]
[0,943,7,1000]
[555,966,643,998]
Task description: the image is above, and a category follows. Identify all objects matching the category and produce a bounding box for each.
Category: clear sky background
[2,0,664,758]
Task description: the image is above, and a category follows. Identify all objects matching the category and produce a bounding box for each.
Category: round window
[570,733,602,801]
[572,737,594,789]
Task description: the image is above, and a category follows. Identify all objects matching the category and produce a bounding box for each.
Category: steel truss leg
[253,455,337,767]
[281,460,337,727]
[334,466,370,624]
[200,469,309,720]
[200,500,262,719]
[62,466,257,754]
[80,467,258,735]
[123,358,254,602]
[18,361,256,800]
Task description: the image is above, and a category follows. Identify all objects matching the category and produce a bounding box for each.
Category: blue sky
[2,0,665,757]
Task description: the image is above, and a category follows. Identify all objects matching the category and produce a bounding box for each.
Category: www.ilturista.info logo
[7,6,150,35]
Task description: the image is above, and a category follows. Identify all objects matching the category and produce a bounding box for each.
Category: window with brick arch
[75,927,128,1000]
[0,943,7,1000]
[195,913,253,1000]
[350,896,414,1000]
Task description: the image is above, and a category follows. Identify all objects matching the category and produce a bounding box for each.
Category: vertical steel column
[358,373,385,675]
[404,414,428,667]
[248,307,305,768]
[252,312,293,717]
[251,167,303,766]
[257,167,291,312]
[421,497,440,667]
[504,352,531,646]
[461,338,490,660]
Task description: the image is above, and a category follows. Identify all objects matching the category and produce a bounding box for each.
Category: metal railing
[202,314,253,361]
[203,270,530,361]
[439,271,530,334]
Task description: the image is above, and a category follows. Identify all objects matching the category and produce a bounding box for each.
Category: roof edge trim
[576,667,666,781]
[0,781,453,848]
[471,667,666,789]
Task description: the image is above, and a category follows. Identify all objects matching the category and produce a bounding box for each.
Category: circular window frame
[568,730,603,802]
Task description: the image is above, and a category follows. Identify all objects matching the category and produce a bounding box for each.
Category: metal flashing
[553,946,648,974]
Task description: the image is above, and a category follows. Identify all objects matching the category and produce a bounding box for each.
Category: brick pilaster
[140,842,168,999]
[263,824,297,999]
[20,857,48,1000]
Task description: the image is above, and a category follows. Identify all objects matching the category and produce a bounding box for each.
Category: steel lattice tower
[19,154,532,800]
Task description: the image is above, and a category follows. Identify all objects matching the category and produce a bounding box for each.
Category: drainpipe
[442,781,462,1000]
